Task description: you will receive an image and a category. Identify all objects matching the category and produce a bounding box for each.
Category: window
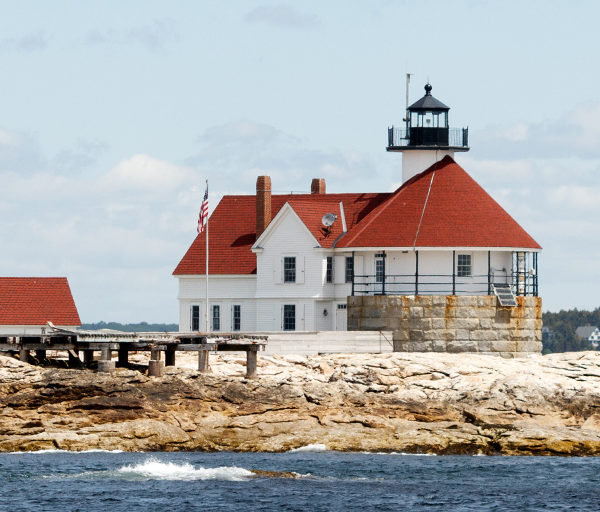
[337,303,347,310]
[375,257,385,283]
[283,256,296,283]
[457,254,472,277]
[212,305,220,331]
[232,305,241,331]
[283,304,295,331]
[191,305,200,331]
[326,257,333,283]
[345,257,354,283]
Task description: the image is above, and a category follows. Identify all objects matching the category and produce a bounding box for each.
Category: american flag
[197,182,208,234]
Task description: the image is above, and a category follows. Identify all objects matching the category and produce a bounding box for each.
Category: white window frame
[212,304,221,331]
[283,304,296,331]
[191,305,200,331]
[283,256,296,283]
[345,256,354,283]
[457,253,473,278]
[325,256,333,284]
[232,304,241,331]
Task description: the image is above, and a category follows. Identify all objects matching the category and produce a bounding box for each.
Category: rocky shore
[2,351,600,455]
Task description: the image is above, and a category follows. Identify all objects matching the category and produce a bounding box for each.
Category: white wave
[288,443,328,453]
[9,449,124,454]
[359,451,437,456]
[117,458,254,481]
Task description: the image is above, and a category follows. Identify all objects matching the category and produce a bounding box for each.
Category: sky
[1,0,598,322]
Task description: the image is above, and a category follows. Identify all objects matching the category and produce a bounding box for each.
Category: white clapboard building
[174,84,541,332]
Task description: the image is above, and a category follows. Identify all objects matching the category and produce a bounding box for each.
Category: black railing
[387,127,469,149]
[353,273,537,297]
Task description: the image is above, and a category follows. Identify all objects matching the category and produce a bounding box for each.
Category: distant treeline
[80,321,178,332]
[542,308,600,354]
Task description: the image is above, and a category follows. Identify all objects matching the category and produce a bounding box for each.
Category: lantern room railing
[387,127,469,149]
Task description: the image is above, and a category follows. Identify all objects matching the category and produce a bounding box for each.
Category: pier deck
[0,327,267,378]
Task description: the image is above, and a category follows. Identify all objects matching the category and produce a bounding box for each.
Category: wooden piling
[198,350,210,373]
[246,348,258,378]
[148,347,164,377]
[148,359,164,377]
[165,347,176,367]
[19,348,30,364]
[83,350,94,365]
[97,345,115,373]
[117,346,129,367]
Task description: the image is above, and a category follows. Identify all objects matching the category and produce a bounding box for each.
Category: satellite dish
[321,213,337,227]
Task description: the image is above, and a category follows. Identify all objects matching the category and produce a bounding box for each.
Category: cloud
[102,154,193,192]
[0,128,46,173]
[189,120,379,194]
[474,102,600,159]
[460,152,600,312]
[51,139,108,174]
[0,147,202,322]
[244,4,319,29]
[0,32,47,53]
[85,19,178,51]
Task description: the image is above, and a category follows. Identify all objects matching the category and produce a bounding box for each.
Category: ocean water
[0,449,599,511]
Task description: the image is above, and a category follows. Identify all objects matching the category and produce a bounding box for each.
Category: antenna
[405,73,412,112]
[321,213,337,227]
[404,72,412,133]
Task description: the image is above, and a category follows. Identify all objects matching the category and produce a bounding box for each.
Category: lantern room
[387,83,469,151]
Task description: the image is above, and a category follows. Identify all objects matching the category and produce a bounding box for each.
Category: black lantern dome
[387,83,469,152]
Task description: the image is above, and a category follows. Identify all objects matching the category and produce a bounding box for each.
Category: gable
[253,203,319,250]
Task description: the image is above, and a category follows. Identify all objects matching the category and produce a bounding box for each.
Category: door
[374,253,386,294]
[335,303,347,331]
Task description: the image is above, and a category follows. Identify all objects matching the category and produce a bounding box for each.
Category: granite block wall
[347,295,542,357]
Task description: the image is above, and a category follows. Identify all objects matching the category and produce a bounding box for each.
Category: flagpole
[205,180,209,333]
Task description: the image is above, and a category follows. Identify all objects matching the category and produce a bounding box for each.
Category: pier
[0,326,267,378]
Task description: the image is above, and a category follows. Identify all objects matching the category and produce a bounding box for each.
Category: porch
[350,250,539,297]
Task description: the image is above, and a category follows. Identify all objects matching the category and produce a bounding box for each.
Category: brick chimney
[256,175,272,240]
[311,178,326,194]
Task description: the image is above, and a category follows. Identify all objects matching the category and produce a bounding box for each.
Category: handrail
[378,330,393,351]
[352,272,537,297]
[387,127,469,148]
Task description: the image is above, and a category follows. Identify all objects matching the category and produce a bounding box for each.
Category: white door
[335,303,347,331]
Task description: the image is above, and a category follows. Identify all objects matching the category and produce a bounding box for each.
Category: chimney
[256,175,272,240]
[311,178,326,194]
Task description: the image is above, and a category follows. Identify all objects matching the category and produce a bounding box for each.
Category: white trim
[176,274,257,279]
[339,202,347,233]
[252,202,319,251]
[337,246,541,253]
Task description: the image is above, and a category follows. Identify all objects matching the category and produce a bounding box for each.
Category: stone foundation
[347,295,542,357]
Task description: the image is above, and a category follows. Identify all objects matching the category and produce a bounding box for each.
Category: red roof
[174,157,540,276]
[339,156,541,249]
[0,277,81,326]
[173,193,387,275]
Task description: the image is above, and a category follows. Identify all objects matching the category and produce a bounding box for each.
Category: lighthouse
[387,83,469,183]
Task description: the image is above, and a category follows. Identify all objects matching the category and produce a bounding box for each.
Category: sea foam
[10,449,124,455]
[288,443,328,453]
[117,458,254,481]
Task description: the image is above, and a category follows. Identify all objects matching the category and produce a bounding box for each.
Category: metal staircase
[492,283,517,307]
